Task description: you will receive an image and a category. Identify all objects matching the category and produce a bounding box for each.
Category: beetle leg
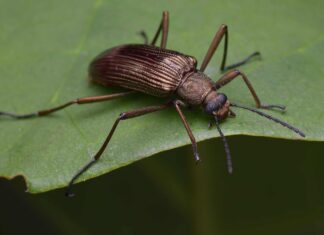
[138,30,149,44]
[228,109,236,117]
[173,100,201,163]
[0,91,136,119]
[150,11,169,49]
[65,102,173,197]
[200,24,261,72]
[215,69,286,110]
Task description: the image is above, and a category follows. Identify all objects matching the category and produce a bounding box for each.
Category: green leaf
[0,0,323,193]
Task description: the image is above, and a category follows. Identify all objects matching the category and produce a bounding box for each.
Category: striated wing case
[89,44,197,97]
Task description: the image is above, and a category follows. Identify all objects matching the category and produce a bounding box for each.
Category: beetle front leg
[65,102,173,197]
[173,100,200,162]
[215,69,285,110]
[200,24,261,73]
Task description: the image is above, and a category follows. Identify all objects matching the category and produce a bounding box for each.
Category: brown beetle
[1,11,305,196]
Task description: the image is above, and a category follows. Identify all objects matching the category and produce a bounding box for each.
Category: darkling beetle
[0,11,305,196]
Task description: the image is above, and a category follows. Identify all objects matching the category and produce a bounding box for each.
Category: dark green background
[1,137,323,234]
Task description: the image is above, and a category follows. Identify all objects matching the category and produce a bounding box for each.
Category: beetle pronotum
[1,11,305,196]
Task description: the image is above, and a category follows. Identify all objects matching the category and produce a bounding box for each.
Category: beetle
[1,11,305,196]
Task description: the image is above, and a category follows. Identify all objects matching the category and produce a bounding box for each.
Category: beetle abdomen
[89,44,197,97]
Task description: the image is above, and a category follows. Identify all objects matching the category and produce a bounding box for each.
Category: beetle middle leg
[66,99,201,196]
[65,102,173,197]
[200,24,261,72]
[215,69,285,110]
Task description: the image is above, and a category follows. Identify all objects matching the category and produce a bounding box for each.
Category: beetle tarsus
[194,153,201,163]
[65,158,97,197]
[227,165,233,174]
[2,92,135,121]
[222,51,262,72]
[65,191,75,198]
[0,111,38,119]
[260,104,286,111]
[208,120,213,129]
[138,30,149,44]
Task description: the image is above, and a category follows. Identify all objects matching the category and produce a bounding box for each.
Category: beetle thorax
[176,71,215,106]
[176,71,230,120]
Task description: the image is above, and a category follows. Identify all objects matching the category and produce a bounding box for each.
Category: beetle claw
[195,156,202,164]
[65,191,75,198]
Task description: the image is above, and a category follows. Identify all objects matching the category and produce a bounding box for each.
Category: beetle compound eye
[204,93,228,114]
[217,93,227,105]
[204,100,219,114]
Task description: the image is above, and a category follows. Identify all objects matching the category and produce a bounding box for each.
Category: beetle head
[203,92,230,120]
[203,91,233,174]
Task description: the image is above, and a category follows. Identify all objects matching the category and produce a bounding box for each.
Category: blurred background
[1,137,324,235]
[1,0,324,234]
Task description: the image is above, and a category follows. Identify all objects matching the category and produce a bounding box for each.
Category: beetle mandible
[1,11,305,196]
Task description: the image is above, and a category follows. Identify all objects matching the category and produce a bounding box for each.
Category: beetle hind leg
[150,11,169,49]
[0,91,136,119]
[137,11,169,48]
[65,102,173,197]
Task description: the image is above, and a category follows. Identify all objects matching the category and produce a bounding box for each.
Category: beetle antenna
[230,103,305,138]
[214,116,233,174]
